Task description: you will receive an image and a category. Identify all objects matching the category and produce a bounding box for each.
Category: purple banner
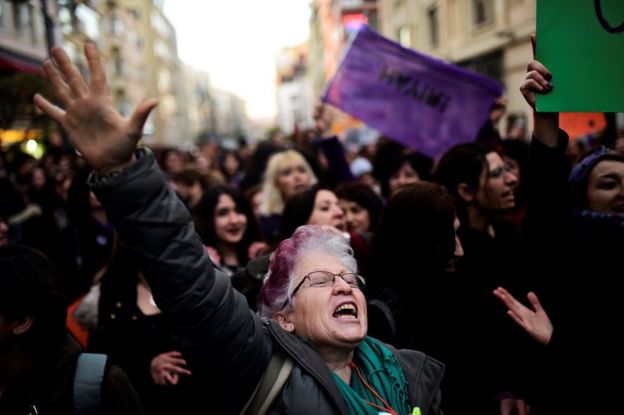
[323,27,503,159]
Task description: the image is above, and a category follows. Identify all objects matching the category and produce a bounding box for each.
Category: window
[76,4,100,40]
[398,26,411,48]
[13,3,36,43]
[428,6,439,48]
[473,0,493,27]
[112,48,123,77]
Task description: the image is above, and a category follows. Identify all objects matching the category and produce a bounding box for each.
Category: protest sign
[322,27,502,159]
[537,0,624,112]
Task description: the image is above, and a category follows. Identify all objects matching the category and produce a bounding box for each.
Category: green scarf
[331,337,412,415]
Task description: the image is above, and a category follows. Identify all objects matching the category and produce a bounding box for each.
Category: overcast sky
[163,0,311,121]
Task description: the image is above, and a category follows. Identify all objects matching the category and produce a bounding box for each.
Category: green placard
[537,0,624,112]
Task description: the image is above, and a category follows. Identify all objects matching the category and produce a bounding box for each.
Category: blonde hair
[260,150,317,215]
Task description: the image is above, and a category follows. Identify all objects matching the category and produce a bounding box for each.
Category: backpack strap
[368,299,397,339]
[73,353,108,415]
[240,352,294,415]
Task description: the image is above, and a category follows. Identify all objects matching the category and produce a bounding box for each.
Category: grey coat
[90,149,444,415]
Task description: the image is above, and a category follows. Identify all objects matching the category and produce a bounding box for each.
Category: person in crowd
[0,244,144,414]
[34,43,445,415]
[170,168,213,210]
[433,143,534,414]
[22,165,78,289]
[193,185,265,276]
[65,169,114,300]
[238,141,285,192]
[88,240,197,415]
[219,149,245,189]
[335,182,384,234]
[158,148,185,179]
[491,51,624,414]
[277,185,347,242]
[259,149,317,243]
[366,183,474,414]
[373,139,432,200]
[244,184,263,221]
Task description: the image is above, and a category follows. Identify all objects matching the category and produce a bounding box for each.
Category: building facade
[276,43,314,135]
[0,0,51,146]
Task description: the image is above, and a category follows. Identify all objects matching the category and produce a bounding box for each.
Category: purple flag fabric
[323,27,503,159]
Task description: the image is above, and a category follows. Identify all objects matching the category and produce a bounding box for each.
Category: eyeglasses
[290,270,366,299]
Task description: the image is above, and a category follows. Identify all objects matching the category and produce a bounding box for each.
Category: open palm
[493,286,553,346]
[34,44,157,172]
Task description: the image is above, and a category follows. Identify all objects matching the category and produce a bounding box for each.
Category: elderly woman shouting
[35,44,444,414]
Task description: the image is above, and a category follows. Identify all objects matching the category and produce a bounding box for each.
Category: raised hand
[493,287,553,346]
[519,34,559,146]
[34,43,158,173]
[519,59,553,110]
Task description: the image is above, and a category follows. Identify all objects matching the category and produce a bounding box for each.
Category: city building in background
[308,0,378,102]
[0,0,51,149]
[93,0,187,146]
[1,0,254,157]
[185,64,251,147]
[378,0,536,139]
[306,0,378,137]
[276,42,314,135]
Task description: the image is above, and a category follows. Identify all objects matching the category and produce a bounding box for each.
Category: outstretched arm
[493,287,553,346]
[35,44,271,411]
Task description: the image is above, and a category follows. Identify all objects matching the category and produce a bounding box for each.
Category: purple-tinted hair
[257,225,357,320]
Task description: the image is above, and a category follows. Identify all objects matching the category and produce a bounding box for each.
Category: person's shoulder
[392,346,444,376]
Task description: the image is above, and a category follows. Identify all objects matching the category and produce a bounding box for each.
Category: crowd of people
[1,38,623,415]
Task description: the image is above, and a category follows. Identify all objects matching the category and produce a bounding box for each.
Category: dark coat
[0,335,143,415]
[90,149,445,415]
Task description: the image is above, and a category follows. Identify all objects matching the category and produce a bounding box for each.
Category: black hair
[0,244,68,353]
[373,139,433,198]
[277,184,322,243]
[194,186,260,264]
[368,182,456,293]
[335,182,384,232]
[433,142,491,223]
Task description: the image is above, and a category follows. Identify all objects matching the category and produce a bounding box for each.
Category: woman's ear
[12,315,34,335]
[457,183,476,203]
[274,312,295,333]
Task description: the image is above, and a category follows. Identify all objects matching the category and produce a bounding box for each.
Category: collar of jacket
[266,320,349,414]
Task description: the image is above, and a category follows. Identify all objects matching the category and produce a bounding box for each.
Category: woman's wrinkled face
[338,199,370,233]
[476,152,518,211]
[308,190,346,231]
[214,194,247,245]
[276,161,311,200]
[586,160,624,215]
[285,251,367,350]
[388,162,419,195]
